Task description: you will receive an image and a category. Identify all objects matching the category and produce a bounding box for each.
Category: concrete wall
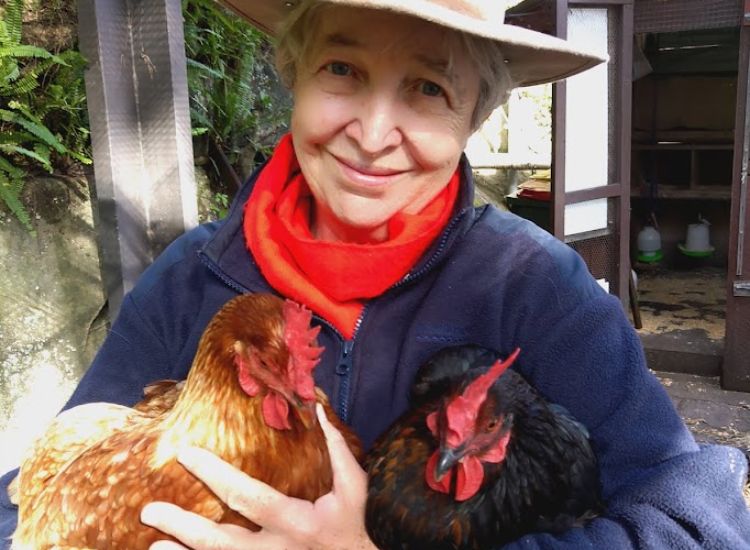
[0,175,108,475]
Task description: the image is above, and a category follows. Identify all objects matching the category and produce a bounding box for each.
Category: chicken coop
[629,0,743,382]
[503,0,750,390]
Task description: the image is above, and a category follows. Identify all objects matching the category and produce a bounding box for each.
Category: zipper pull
[336,340,354,375]
[335,340,355,421]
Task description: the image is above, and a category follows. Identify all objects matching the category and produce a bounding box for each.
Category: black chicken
[365,345,600,550]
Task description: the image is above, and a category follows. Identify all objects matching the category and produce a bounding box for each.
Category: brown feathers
[12,293,362,550]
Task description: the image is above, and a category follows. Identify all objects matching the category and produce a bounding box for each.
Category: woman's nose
[345,93,403,154]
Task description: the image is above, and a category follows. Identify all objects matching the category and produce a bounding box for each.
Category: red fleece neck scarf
[244,134,459,339]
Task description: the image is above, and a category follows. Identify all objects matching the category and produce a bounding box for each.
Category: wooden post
[77,0,197,321]
[724,17,750,391]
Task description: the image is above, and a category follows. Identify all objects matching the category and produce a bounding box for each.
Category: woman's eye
[420,80,445,97]
[325,62,352,77]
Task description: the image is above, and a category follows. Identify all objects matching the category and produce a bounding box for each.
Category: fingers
[176,447,312,529]
[141,501,256,549]
[150,541,188,550]
[316,404,367,497]
[141,502,262,550]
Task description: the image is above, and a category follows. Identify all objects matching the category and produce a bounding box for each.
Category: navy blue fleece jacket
[2,160,749,548]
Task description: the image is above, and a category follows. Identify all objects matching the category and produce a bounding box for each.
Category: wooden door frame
[724,9,750,391]
[553,0,634,304]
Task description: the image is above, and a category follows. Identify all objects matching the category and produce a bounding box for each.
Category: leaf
[0,168,33,232]
[0,109,67,154]
[0,45,55,61]
[186,58,223,79]
[66,149,92,165]
[0,61,20,85]
[9,70,40,95]
[0,153,24,179]
[1,0,23,46]
[0,144,53,171]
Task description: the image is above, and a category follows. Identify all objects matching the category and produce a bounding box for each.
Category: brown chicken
[11,293,362,550]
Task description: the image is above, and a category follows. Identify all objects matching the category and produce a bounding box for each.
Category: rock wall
[0,168,214,476]
[0,176,107,475]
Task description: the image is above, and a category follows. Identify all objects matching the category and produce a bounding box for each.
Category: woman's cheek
[407,130,465,171]
[295,92,356,142]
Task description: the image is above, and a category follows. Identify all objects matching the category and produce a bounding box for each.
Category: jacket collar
[199,155,477,295]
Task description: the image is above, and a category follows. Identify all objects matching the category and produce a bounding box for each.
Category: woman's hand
[141,404,377,550]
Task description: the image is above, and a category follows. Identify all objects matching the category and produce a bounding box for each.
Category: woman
[2,0,749,548]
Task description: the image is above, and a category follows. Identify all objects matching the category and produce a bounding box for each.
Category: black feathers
[365,345,601,550]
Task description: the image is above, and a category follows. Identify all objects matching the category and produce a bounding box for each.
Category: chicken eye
[485,419,499,432]
[326,61,352,77]
[420,80,444,97]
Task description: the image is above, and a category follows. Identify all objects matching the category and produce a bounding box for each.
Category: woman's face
[291,6,480,242]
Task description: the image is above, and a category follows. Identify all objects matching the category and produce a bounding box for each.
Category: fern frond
[8,70,40,95]
[1,0,23,47]
[0,60,20,84]
[0,21,9,48]
[0,108,67,154]
[186,58,223,79]
[0,143,53,171]
[51,49,86,67]
[0,152,25,179]
[0,45,56,61]
[0,131,34,147]
[0,166,33,232]
[32,142,51,161]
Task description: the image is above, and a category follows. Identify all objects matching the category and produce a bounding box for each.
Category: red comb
[440,348,521,447]
[282,300,323,401]
[461,347,521,406]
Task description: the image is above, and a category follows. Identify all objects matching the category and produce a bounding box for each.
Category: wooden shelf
[633,143,732,151]
[632,129,734,144]
[632,141,733,199]
[632,185,731,200]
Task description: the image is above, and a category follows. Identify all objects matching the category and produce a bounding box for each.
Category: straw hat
[217,0,607,87]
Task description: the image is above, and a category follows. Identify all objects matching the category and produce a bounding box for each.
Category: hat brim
[218,0,607,87]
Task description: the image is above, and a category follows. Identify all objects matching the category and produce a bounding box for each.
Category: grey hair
[274,0,516,130]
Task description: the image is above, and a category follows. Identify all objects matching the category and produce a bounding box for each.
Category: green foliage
[183,0,291,188]
[208,191,230,220]
[0,0,91,231]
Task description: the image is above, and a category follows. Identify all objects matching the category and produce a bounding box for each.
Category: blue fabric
[2,159,749,549]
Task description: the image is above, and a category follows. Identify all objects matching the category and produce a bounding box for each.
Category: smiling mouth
[332,154,406,185]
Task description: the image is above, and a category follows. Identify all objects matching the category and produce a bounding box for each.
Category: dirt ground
[636,265,725,341]
[635,267,750,504]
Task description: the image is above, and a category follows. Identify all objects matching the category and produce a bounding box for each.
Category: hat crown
[434,0,506,23]
[218,0,606,87]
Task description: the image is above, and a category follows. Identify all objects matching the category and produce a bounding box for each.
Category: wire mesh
[568,230,619,288]
[635,0,742,34]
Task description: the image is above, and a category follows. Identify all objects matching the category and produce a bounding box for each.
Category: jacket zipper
[331,210,471,421]
[336,339,355,422]
[201,246,364,423]
[322,306,366,423]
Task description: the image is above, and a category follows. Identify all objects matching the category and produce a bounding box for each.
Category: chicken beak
[435,447,462,481]
[293,398,316,430]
